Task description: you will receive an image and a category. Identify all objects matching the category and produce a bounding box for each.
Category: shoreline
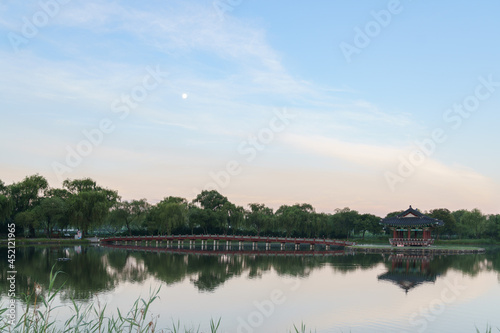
[0,238,91,246]
[351,243,486,254]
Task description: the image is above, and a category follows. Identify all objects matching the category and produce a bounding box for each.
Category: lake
[1,244,499,332]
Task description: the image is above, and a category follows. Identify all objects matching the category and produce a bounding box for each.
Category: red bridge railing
[100,235,356,247]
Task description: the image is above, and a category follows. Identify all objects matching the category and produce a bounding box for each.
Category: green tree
[332,207,359,239]
[193,190,228,211]
[385,210,403,218]
[14,210,38,236]
[485,214,500,239]
[429,208,457,238]
[146,197,188,235]
[460,208,486,238]
[246,203,274,236]
[294,204,315,237]
[355,213,382,239]
[188,205,210,234]
[192,190,229,233]
[34,196,67,238]
[108,199,150,235]
[7,174,49,236]
[275,205,301,237]
[221,202,244,235]
[0,195,13,223]
[313,213,330,238]
[63,178,119,237]
[452,209,468,238]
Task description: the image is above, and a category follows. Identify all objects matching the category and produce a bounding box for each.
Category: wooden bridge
[100,234,355,251]
[101,243,351,257]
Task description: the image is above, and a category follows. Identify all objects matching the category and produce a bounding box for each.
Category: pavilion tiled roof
[380,206,444,227]
[377,271,437,293]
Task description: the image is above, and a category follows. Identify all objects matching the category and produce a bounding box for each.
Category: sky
[1,0,500,216]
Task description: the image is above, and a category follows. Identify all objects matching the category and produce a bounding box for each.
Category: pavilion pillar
[393,229,397,239]
[407,229,411,239]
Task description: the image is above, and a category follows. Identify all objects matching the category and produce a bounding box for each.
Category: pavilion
[380,206,444,246]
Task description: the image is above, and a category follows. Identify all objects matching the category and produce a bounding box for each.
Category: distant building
[380,206,444,246]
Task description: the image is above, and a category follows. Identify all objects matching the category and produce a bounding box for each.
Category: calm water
[1,245,500,332]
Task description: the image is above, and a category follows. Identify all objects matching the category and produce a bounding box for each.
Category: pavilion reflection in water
[377,253,439,293]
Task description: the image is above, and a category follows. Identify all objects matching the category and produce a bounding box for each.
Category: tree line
[1,174,499,240]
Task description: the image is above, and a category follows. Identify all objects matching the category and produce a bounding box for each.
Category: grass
[1,265,175,332]
[351,243,486,253]
[476,324,500,332]
[434,238,500,246]
[291,323,315,333]
[0,266,315,333]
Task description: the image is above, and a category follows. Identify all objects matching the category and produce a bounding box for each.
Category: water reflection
[378,254,438,293]
[1,245,499,302]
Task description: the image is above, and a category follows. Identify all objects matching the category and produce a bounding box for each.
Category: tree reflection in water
[0,245,498,302]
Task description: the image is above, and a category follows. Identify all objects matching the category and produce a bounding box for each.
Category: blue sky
[1,0,499,216]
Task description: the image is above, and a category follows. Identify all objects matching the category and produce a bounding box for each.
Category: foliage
[193,190,227,211]
[0,193,13,224]
[246,203,273,236]
[1,174,499,241]
[220,202,244,235]
[33,197,67,238]
[108,199,150,235]
[429,208,457,237]
[354,214,382,240]
[7,174,49,236]
[146,197,188,235]
[458,208,487,239]
[332,207,359,239]
[63,178,119,237]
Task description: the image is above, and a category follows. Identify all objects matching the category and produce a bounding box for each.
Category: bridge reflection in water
[100,243,350,257]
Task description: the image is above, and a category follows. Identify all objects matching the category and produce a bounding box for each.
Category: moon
[182,93,188,99]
